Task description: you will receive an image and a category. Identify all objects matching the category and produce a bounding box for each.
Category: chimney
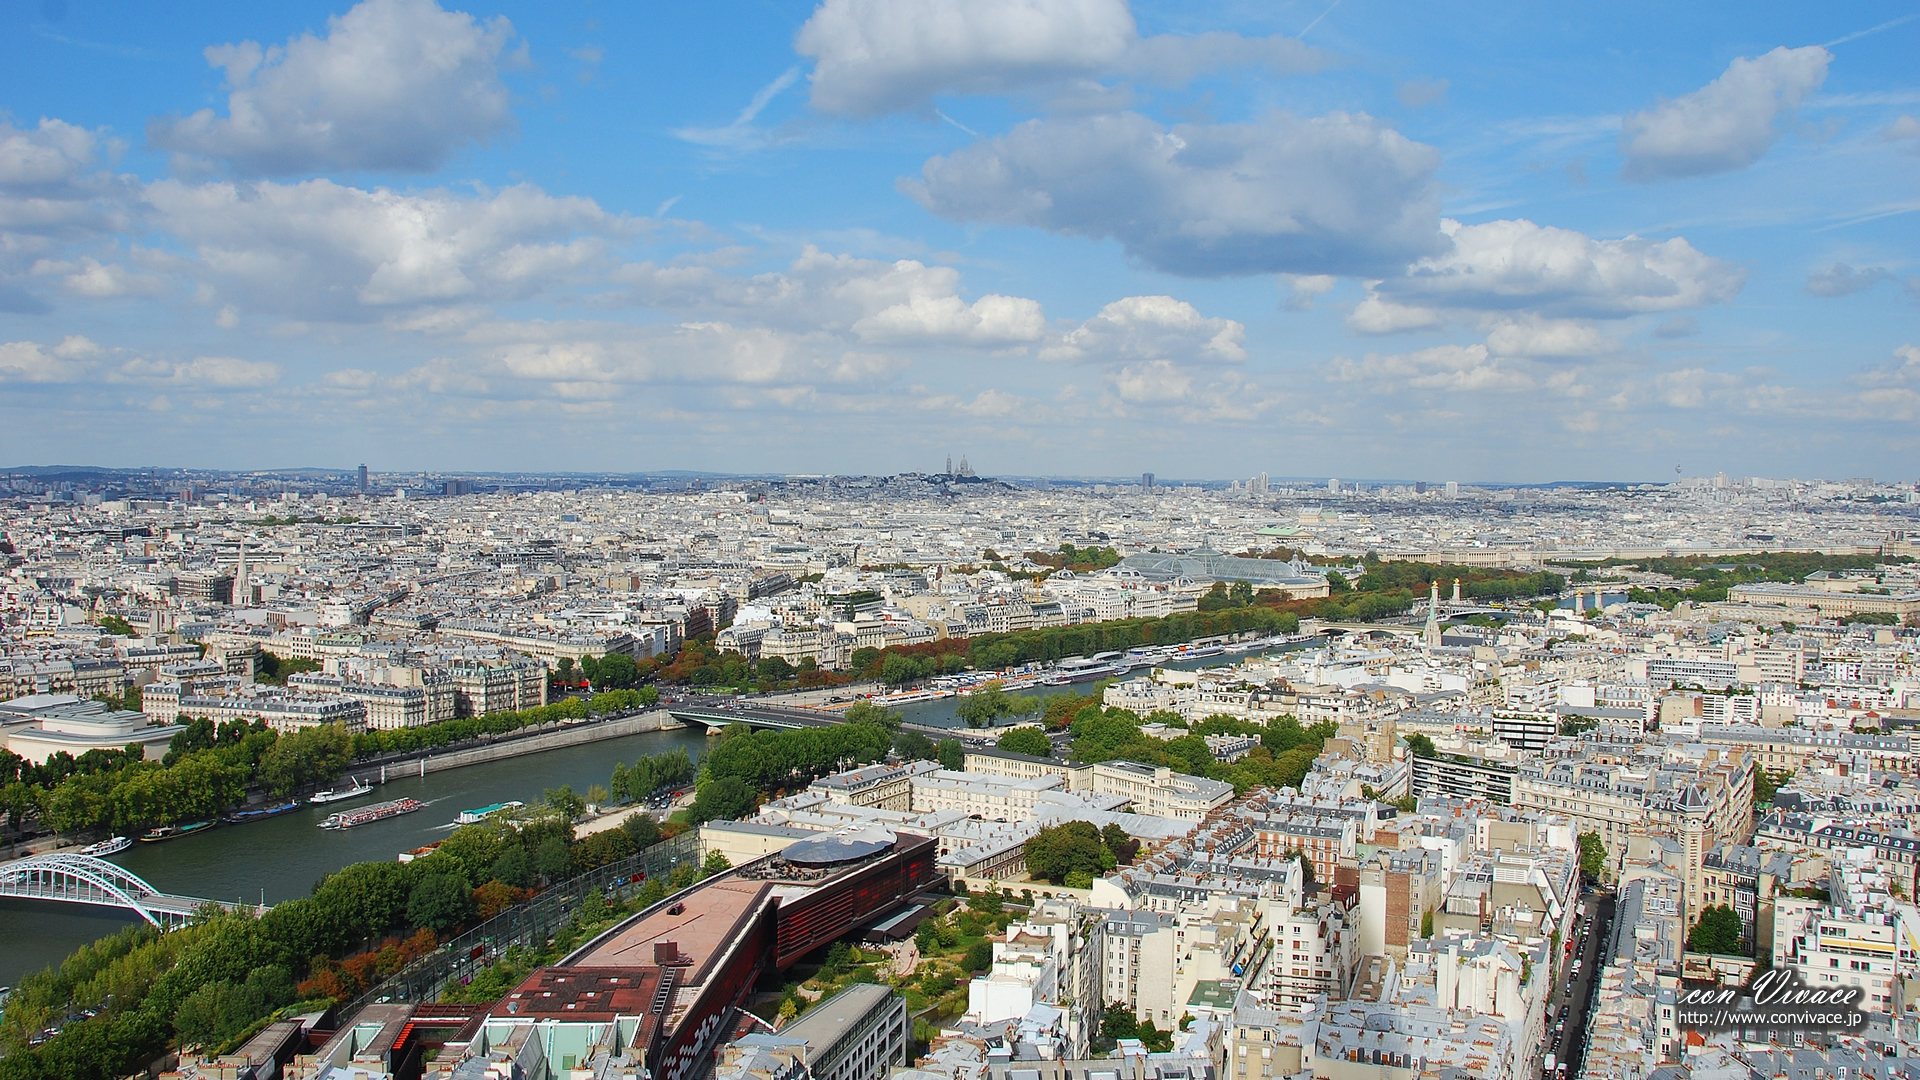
[655,941,680,964]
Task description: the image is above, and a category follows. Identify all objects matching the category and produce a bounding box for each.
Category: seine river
[0,723,711,989]
[1,639,1321,988]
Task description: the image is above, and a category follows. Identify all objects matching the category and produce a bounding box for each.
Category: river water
[1,641,1324,989]
[0,723,711,989]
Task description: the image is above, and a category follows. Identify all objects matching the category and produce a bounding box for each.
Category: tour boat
[320,797,425,830]
[79,836,131,857]
[456,801,526,824]
[308,777,374,805]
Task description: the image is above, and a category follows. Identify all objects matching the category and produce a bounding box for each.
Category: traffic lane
[1551,893,1615,1076]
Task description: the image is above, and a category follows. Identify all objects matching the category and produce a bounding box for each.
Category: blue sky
[2,0,1917,481]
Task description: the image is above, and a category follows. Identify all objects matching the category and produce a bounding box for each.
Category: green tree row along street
[0,687,664,844]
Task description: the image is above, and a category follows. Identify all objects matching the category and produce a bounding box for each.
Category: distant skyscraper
[357,464,369,491]
[1142,472,1155,490]
[1445,480,1459,498]
[1328,478,1340,494]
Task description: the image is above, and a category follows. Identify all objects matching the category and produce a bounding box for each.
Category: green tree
[843,701,899,731]
[703,850,732,876]
[893,729,936,761]
[690,777,759,823]
[407,872,475,934]
[543,785,587,821]
[1024,821,1114,884]
[555,656,575,684]
[620,812,662,850]
[96,614,138,637]
[996,728,1052,757]
[1402,733,1437,758]
[936,739,965,770]
[1577,831,1608,881]
[962,940,994,973]
[535,836,572,882]
[1753,767,1794,807]
[609,761,632,802]
[1687,904,1747,955]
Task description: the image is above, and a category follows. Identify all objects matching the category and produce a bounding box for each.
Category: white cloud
[1280,274,1337,311]
[1855,343,1920,388]
[116,355,283,387]
[1328,344,1543,394]
[0,118,135,309]
[148,0,517,175]
[54,257,167,298]
[144,177,622,318]
[1620,46,1829,181]
[1355,217,1745,329]
[1112,359,1192,402]
[905,110,1444,277]
[797,0,1135,116]
[1885,115,1920,144]
[0,336,99,382]
[1805,263,1903,297]
[852,292,1045,345]
[1041,295,1245,364]
[1484,316,1611,357]
[612,246,1046,346]
[794,0,1326,116]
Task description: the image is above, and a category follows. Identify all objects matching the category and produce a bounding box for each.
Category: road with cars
[1544,891,1616,1079]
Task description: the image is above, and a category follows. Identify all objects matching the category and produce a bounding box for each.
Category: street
[1544,891,1615,1078]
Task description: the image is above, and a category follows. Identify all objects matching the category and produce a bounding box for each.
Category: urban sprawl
[1,465,1918,1080]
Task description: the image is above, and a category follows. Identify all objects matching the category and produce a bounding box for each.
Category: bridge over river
[0,853,248,928]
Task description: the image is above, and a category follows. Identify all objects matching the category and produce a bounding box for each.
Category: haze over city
[3,0,1918,479]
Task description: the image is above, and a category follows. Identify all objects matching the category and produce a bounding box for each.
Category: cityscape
[4,2,1920,1080]
[0,465,1915,1080]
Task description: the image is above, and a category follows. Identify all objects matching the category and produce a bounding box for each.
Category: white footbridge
[0,853,245,928]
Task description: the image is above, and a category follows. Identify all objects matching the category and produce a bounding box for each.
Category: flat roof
[569,877,774,982]
[778,983,898,1056]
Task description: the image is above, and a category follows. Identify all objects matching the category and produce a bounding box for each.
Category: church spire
[1422,580,1441,648]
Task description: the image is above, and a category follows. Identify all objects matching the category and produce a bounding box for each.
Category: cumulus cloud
[1353,217,1745,330]
[144,178,622,318]
[1280,274,1337,311]
[47,257,167,298]
[1620,46,1829,181]
[1805,262,1905,297]
[1041,295,1245,364]
[116,355,283,387]
[0,336,100,382]
[1885,115,1920,146]
[797,0,1135,115]
[1484,316,1611,357]
[149,0,517,175]
[1855,344,1920,388]
[794,0,1326,116]
[905,110,1444,277]
[0,118,136,301]
[1328,344,1543,394]
[611,246,1046,346]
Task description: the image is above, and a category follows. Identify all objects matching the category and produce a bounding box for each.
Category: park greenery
[0,803,683,1080]
[1024,821,1143,887]
[957,681,1044,727]
[1072,705,1337,794]
[94,615,138,637]
[1686,904,1749,956]
[1543,551,1911,610]
[690,703,900,822]
[995,727,1053,756]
